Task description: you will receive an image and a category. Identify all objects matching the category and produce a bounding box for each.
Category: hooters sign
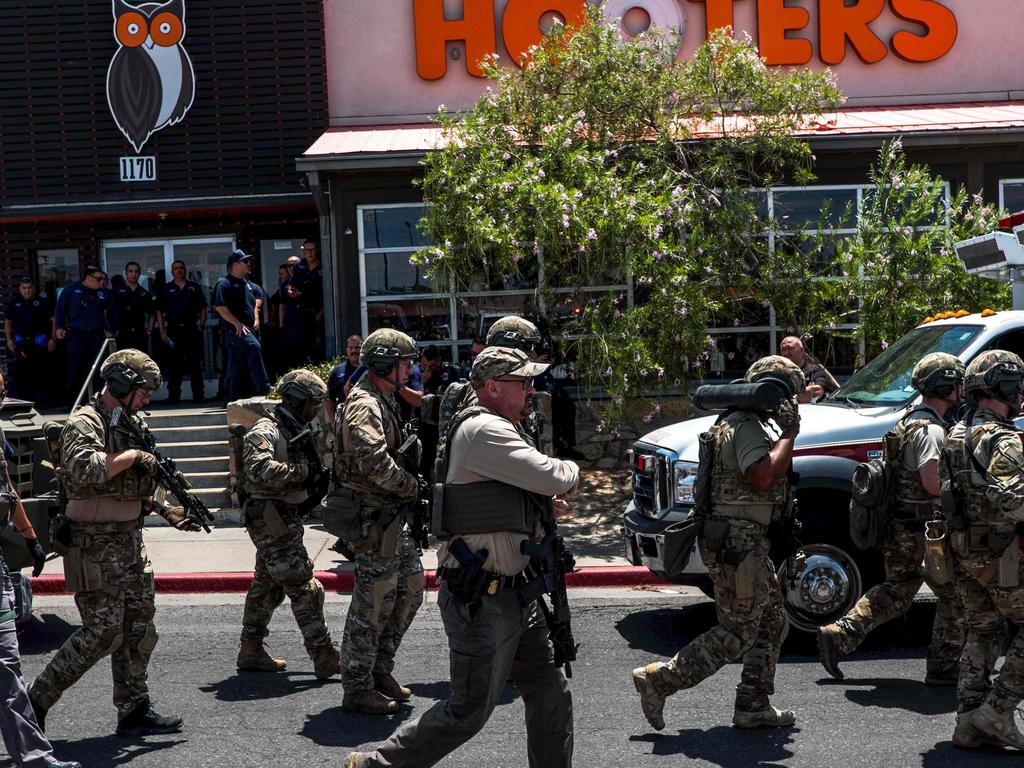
[412,0,958,80]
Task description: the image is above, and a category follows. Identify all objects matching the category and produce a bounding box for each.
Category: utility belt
[438,566,527,597]
[69,519,142,534]
[709,503,776,527]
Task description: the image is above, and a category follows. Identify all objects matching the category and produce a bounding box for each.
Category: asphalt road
[8,591,1019,768]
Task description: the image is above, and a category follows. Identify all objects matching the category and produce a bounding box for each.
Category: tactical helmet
[745,355,804,398]
[911,352,965,397]
[361,328,418,375]
[100,349,162,396]
[963,349,1024,400]
[277,369,327,404]
[485,316,541,356]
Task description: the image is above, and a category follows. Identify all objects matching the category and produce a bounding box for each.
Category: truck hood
[638,400,906,462]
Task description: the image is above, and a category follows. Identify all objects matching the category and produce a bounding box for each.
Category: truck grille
[630,448,669,517]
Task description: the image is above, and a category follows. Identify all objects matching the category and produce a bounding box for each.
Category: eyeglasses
[494,376,533,390]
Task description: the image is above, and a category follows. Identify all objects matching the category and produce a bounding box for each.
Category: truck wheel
[777,543,862,633]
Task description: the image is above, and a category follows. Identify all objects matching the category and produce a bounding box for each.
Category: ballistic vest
[434,406,537,538]
[333,379,407,508]
[59,398,157,502]
[241,414,308,504]
[943,410,1017,528]
[708,410,786,525]
[890,406,944,520]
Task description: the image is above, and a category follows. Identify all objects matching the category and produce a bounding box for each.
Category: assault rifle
[520,390,579,678]
[110,408,216,533]
[275,406,332,517]
[396,422,430,552]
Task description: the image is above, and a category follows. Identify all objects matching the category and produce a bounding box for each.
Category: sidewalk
[31,518,660,595]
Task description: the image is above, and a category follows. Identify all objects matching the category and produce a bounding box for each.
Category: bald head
[780,336,806,366]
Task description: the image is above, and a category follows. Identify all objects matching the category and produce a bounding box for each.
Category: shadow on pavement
[199,671,335,701]
[839,677,956,715]
[615,605,717,657]
[49,735,186,766]
[920,740,1022,767]
[406,679,518,706]
[301,705,414,748]
[17,613,79,655]
[629,724,797,765]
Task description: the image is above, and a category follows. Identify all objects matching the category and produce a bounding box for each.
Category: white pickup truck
[622,310,1024,631]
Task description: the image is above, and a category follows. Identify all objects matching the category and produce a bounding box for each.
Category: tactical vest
[334,383,405,504]
[708,410,786,525]
[60,400,157,501]
[241,415,308,503]
[944,415,1015,528]
[890,407,943,520]
[436,380,475,443]
[432,405,536,538]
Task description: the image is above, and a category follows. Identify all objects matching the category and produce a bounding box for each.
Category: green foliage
[839,139,1009,357]
[416,5,841,423]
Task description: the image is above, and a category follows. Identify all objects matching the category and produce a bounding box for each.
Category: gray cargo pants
[360,581,573,768]
[0,619,53,766]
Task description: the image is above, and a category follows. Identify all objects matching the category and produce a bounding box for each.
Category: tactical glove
[25,538,46,577]
[774,399,800,439]
[164,506,202,532]
[133,449,160,477]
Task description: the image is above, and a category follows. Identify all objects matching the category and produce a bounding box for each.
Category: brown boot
[236,638,287,672]
[375,673,411,702]
[968,702,1024,750]
[343,689,398,715]
[817,625,845,681]
[632,663,669,731]
[953,708,989,749]
[732,706,797,729]
[311,644,341,680]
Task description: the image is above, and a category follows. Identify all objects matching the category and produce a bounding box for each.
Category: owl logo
[106,0,195,153]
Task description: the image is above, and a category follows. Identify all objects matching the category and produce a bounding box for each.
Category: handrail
[70,336,117,413]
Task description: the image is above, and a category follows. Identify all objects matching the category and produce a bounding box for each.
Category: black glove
[25,538,46,577]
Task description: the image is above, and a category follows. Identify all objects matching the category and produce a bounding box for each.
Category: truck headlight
[672,460,699,507]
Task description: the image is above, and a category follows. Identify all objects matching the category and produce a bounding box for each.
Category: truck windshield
[831,324,982,406]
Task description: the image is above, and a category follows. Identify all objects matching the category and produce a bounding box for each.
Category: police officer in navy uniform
[4,277,55,403]
[113,261,156,355]
[155,259,208,404]
[213,249,270,403]
[284,239,325,365]
[54,264,115,403]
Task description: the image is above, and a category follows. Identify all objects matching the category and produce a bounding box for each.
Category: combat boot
[631,663,669,731]
[924,667,959,687]
[968,702,1024,750]
[344,753,370,768]
[375,673,412,702]
[236,638,287,672]
[816,624,845,681]
[115,703,183,736]
[952,708,988,749]
[25,758,82,768]
[732,706,797,729]
[342,689,398,715]
[311,643,342,680]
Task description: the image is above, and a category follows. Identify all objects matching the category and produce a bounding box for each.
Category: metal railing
[70,337,117,413]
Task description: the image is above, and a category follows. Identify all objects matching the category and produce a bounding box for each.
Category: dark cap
[227,249,253,267]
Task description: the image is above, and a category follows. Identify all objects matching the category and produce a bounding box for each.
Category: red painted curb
[31,566,663,595]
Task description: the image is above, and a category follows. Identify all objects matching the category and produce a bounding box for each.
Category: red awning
[298,101,1024,169]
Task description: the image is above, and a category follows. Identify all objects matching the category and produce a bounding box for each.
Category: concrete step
[160,440,229,460]
[172,456,230,472]
[143,407,227,429]
[191,487,233,508]
[150,424,229,441]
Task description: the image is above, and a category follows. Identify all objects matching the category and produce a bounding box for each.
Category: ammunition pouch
[965,523,1017,556]
[321,486,363,543]
[718,547,756,611]
[923,520,955,586]
[440,480,535,537]
[700,517,730,552]
[941,479,969,532]
[62,546,104,593]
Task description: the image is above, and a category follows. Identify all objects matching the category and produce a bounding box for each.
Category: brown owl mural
[106,0,195,153]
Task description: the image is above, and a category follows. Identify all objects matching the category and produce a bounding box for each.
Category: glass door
[101,241,167,292]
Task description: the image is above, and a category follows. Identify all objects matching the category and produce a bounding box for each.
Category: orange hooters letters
[414,0,958,79]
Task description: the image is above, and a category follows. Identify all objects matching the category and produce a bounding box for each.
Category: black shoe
[28,691,47,732]
[331,539,354,560]
[26,758,82,768]
[116,703,183,736]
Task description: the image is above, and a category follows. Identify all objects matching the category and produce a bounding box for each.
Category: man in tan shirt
[346,346,579,768]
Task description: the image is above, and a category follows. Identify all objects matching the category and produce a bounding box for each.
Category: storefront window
[35,248,79,299]
[773,187,857,230]
[1001,180,1024,213]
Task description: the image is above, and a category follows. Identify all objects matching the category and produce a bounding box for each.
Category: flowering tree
[839,139,1009,356]
[415,5,841,422]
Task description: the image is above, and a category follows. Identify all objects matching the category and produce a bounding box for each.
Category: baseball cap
[470,347,550,388]
[227,249,253,267]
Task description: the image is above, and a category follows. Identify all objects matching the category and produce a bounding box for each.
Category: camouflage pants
[241,502,331,653]
[29,526,158,718]
[341,528,425,692]
[656,519,785,713]
[954,551,1022,714]
[832,524,964,676]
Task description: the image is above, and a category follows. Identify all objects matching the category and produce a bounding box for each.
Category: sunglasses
[494,376,534,390]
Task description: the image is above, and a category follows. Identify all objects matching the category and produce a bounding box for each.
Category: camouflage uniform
[633,355,803,731]
[942,350,1024,750]
[821,406,964,680]
[29,350,183,730]
[239,407,337,671]
[336,330,423,711]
